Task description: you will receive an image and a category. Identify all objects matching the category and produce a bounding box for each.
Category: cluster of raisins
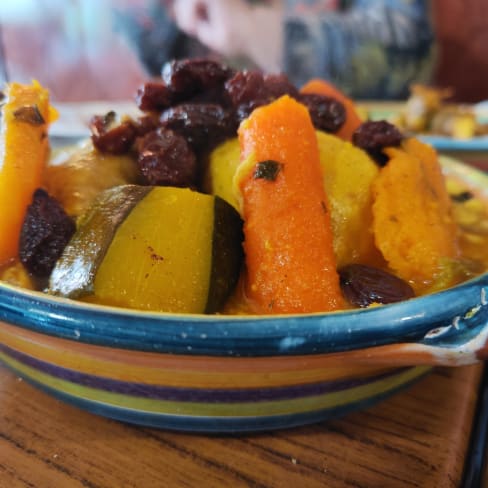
[90,58,347,189]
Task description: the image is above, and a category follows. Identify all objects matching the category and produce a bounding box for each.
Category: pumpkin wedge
[0,80,55,265]
[372,142,459,291]
[48,185,243,314]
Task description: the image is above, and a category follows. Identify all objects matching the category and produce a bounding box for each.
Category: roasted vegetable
[45,140,140,217]
[372,139,459,291]
[48,185,243,314]
[236,95,343,314]
[0,80,55,265]
[203,138,240,211]
[206,131,380,269]
[301,79,362,141]
[316,131,380,267]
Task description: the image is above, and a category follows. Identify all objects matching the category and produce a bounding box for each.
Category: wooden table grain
[0,363,483,488]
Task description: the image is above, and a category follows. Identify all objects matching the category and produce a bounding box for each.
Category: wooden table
[0,363,484,488]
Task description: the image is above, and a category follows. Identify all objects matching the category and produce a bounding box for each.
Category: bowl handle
[414,289,488,366]
[346,288,488,367]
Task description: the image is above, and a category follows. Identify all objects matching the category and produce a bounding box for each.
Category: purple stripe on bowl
[0,343,410,403]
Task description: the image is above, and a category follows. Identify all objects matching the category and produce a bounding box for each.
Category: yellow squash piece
[0,80,55,265]
[49,185,243,314]
[203,138,241,211]
[316,131,380,267]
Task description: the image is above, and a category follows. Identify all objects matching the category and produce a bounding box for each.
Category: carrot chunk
[300,78,362,141]
[236,95,343,314]
[372,140,459,290]
[0,81,54,265]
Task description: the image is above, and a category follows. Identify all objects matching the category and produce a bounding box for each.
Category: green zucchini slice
[48,185,243,314]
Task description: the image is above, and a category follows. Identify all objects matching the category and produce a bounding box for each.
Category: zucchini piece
[48,185,243,314]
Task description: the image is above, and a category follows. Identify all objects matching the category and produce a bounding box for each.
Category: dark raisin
[19,189,76,278]
[90,111,137,154]
[161,58,233,100]
[133,114,160,137]
[225,71,267,108]
[253,160,283,181]
[187,85,230,106]
[160,103,236,152]
[224,71,298,123]
[352,120,403,166]
[262,73,299,99]
[339,264,415,308]
[451,190,474,203]
[136,82,174,112]
[137,128,197,187]
[298,93,346,133]
[13,105,45,125]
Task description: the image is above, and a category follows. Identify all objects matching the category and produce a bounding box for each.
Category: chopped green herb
[253,160,283,181]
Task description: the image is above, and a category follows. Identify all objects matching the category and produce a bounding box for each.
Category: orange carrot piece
[0,81,54,265]
[372,143,459,290]
[301,78,362,141]
[237,95,343,314]
[401,137,454,220]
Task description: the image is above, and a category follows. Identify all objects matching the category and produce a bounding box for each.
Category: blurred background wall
[432,0,488,103]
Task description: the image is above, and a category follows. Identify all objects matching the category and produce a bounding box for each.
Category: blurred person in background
[0,0,149,101]
[1,0,432,101]
[171,0,434,99]
[2,0,485,103]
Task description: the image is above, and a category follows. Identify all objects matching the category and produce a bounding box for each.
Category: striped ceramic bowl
[0,158,487,432]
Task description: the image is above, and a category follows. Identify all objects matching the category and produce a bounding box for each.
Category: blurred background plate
[417,134,488,151]
[362,101,488,152]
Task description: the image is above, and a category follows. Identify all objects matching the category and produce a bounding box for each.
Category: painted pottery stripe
[0,322,398,386]
[1,352,430,416]
[0,343,411,402]
[22,376,427,432]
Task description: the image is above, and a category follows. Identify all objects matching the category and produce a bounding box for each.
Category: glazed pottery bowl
[0,157,488,432]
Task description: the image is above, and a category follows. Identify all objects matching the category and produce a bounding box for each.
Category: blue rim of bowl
[0,271,487,357]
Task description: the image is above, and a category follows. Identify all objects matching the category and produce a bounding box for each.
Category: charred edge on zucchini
[48,185,151,298]
[205,196,244,313]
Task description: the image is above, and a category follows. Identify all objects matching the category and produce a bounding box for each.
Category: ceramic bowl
[1,157,487,432]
